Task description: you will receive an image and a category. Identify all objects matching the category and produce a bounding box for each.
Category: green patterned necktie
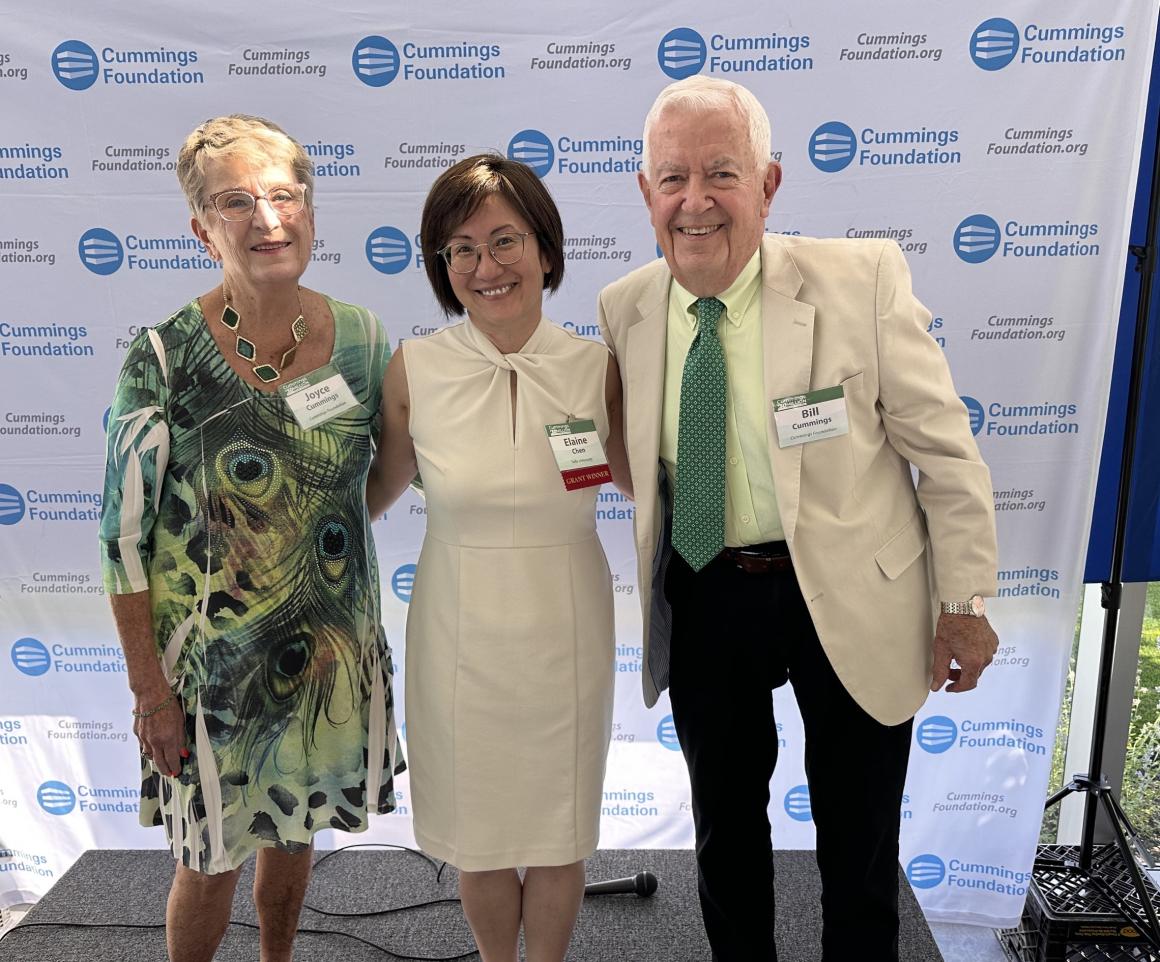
[672,297,727,572]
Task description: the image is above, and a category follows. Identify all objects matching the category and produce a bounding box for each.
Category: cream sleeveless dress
[403,317,615,870]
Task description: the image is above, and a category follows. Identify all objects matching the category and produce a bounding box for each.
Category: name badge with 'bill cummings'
[545,419,612,490]
[281,363,362,430]
[772,386,850,448]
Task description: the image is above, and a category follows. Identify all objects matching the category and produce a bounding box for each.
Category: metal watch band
[941,600,974,616]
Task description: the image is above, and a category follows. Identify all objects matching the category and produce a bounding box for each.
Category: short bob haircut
[420,154,565,318]
[176,114,314,218]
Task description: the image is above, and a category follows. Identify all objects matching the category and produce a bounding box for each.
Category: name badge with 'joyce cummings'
[772,386,850,448]
[545,419,612,491]
[280,363,362,430]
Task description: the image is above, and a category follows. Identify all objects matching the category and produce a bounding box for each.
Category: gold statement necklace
[219,287,309,383]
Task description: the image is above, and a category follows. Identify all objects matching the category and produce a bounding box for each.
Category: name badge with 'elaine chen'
[544,419,612,491]
[280,363,362,430]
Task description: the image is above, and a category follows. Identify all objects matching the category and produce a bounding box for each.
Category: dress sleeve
[99,329,172,595]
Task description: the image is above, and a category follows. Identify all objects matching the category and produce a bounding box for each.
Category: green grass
[1042,582,1160,849]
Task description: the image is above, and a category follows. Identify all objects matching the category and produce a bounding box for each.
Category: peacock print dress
[99,296,403,874]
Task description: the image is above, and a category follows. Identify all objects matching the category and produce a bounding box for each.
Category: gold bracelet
[131,690,176,719]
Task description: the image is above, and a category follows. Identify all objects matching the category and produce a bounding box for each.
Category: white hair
[641,76,772,180]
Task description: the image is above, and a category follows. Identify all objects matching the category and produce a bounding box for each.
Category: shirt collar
[671,249,762,330]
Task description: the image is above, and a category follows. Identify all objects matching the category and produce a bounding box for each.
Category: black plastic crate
[998,844,1160,962]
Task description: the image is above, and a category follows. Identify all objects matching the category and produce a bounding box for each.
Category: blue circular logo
[960,396,985,436]
[0,483,26,525]
[37,780,76,815]
[352,35,400,87]
[366,227,412,275]
[953,214,1001,264]
[391,563,417,603]
[11,638,50,677]
[970,19,1020,71]
[916,715,959,753]
[51,40,99,90]
[809,122,857,173]
[907,853,946,889]
[656,714,681,751]
[784,784,813,821]
[658,28,707,79]
[507,129,554,178]
[78,228,124,275]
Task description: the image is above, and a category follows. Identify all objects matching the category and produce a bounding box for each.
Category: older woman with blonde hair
[99,114,403,962]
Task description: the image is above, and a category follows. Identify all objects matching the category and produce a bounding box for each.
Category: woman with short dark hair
[367,153,630,962]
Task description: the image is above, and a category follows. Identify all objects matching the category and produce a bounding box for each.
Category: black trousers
[665,549,914,962]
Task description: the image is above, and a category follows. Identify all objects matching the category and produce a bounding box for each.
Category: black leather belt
[719,541,793,574]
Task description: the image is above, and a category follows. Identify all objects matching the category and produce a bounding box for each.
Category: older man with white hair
[598,76,999,961]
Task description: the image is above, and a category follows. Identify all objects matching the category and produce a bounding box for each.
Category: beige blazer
[598,235,998,726]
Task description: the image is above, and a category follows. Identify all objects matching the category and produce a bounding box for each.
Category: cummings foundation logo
[51,41,98,89]
[784,784,812,822]
[910,853,1031,895]
[0,484,26,525]
[37,781,137,814]
[970,19,1019,70]
[352,36,399,86]
[391,563,417,602]
[658,28,707,79]
[78,228,123,274]
[507,130,554,178]
[956,214,1101,263]
[366,227,413,275]
[52,39,203,89]
[508,129,643,179]
[970,19,1127,70]
[658,25,813,78]
[79,228,213,274]
[811,121,960,173]
[906,854,946,889]
[37,781,76,815]
[11,638,50,676]
[961,396,1079,439]
[954,216,1001,263]
[656,714,681,751]
[916,715,958,754]
[352,35,505,86]
[918,715,1048,756]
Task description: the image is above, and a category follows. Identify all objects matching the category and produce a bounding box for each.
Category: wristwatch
[940,595,986,618]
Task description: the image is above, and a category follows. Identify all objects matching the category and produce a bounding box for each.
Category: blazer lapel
[760,237,814,543]
[625,269,669,552]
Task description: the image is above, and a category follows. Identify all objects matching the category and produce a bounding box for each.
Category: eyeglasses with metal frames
[206,183,308,222]
[438,232,534,274]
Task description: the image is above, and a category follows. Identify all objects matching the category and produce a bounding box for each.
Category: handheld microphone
[583,871,658,897]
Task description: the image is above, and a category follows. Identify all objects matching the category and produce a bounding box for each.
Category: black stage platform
[0,848,943,961]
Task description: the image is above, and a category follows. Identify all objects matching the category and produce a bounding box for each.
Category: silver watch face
[970,595,986,618]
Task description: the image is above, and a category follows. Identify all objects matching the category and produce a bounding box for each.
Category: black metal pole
[1078,98,1160,869]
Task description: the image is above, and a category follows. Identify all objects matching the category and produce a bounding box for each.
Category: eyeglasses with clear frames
[438,232,533,274]
[206,184,308,222]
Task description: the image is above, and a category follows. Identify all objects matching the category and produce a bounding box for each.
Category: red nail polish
[180,748,190,758]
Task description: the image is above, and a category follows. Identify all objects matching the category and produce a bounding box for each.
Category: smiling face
[444,193,549,336]
[190,155,314,294]
[639,105,780,297]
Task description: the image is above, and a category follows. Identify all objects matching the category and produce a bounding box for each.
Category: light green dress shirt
[660,250,785,546]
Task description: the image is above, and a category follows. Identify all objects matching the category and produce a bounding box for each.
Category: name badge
[771,386,850,448]
[544,418,612,491]
[280,364,362,430]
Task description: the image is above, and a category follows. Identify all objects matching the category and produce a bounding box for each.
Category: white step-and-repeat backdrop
[1,1,1157,928]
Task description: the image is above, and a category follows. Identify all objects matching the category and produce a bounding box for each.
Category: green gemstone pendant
[221,305,240,330]
[253,364,280,383]
[235,336,256,361]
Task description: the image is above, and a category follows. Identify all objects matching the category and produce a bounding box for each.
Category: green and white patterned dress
[99,296,404,874]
